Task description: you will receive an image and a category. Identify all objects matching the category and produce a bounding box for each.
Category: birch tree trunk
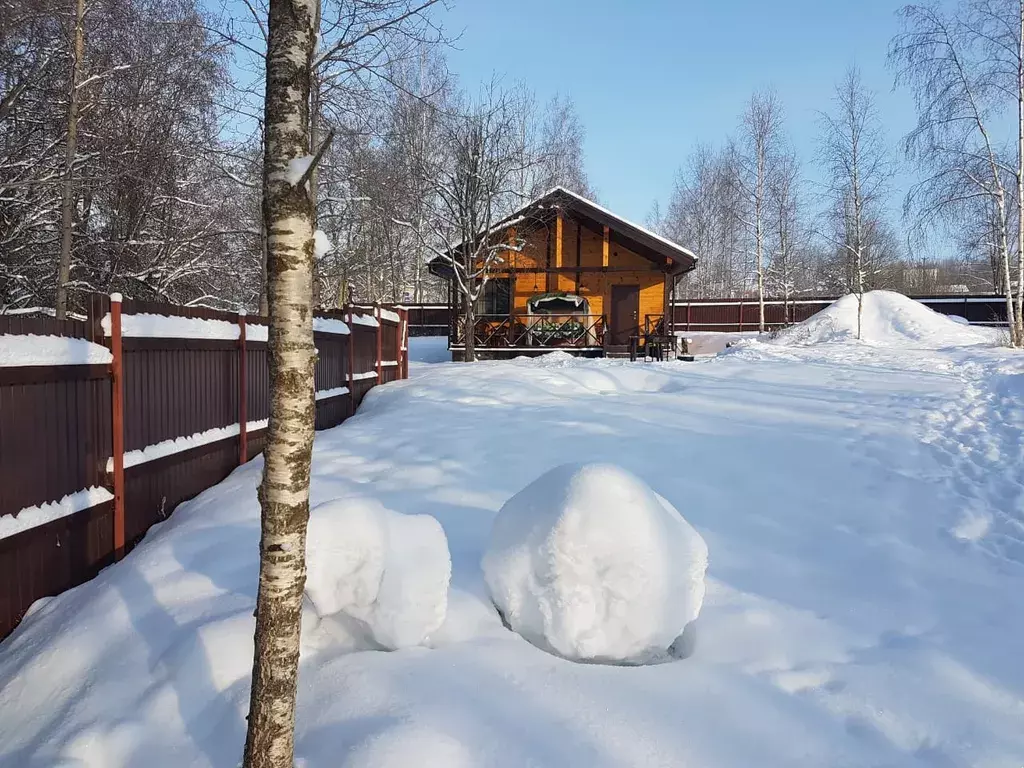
[463,279,476,362]
[755,158,765,333]
[242,0,317,762]
[259,216,270,315]
[55,0,85,320]
[1016,0,1024,344]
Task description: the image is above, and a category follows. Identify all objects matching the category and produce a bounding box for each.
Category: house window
[477,278,511,315]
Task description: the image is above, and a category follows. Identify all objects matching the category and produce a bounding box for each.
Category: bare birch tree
[242,0,318,764]
[410,85,530,361]
[55,0,84,319]
[767,150,806,323]
[664,145,747,298]
[818,67,892,339]
[735,90,785,332]
[960,0,1024,338]
[892,3,1020,343]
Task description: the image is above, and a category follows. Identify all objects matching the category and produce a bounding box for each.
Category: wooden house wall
[490,214,668,322]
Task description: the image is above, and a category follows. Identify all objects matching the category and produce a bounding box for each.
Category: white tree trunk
[1016,0,1024,345]
[242,0,317,763]
[56,0,85,320]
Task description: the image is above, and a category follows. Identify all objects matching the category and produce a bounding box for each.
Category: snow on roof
[539,186,698,264]
[434,186,698,270]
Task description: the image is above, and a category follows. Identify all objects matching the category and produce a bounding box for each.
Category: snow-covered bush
[304,497,451,650]
[482,463,708,663]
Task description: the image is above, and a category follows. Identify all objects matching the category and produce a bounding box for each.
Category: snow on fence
[0,295,409,641]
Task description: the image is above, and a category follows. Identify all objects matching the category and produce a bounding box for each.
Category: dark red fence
[671,294,1011,333]
[402,303,450,336]
[404,295,1010,337]
[0,296,409,641]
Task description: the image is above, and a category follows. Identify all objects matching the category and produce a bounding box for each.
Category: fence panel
[671,295,1008,333]
[0,501,114,638]
[402,303,450,336]
[0,298,407,641]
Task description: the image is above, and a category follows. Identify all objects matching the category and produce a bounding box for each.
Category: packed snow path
[2,336,1024,766]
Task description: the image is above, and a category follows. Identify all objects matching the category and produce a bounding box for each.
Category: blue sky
[439,0,918,225]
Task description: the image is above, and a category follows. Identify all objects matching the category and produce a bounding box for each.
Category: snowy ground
[407,335,451,366]
[679,330,760,356]
[2,295,1024,767]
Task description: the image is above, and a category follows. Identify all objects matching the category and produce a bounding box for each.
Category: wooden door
[609,285,640,346]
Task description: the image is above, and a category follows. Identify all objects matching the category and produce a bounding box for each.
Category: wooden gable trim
[555,209,563,269]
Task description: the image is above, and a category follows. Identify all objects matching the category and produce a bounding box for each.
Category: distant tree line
[652,0,1024,344]
[0,0,592,316]
[6,0,1024,341]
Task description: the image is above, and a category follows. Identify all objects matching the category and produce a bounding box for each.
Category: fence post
[375,304,382,380]
[686,302,691,332]
[400,308,409,379]
[238,310,247,465]
[737,301,743,333]
[109,293,126,560]
[346,303,355,415]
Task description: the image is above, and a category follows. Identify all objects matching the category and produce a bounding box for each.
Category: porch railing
[455,314,606,349]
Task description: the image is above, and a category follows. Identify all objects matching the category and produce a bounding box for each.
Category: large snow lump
[482,463,708,663]
[771,290,994,348]
[304,497,451,650]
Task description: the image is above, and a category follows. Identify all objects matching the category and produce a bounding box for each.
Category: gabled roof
[428,186,698,277]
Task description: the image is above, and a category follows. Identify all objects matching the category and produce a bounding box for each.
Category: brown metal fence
[0,296,409,641]
[404,295,1011,338]
[670,294,1012,333]
[401,303,450,336]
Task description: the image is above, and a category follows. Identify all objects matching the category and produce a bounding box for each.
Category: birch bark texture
[242,0,317,763]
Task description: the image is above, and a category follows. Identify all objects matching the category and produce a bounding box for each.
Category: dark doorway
[609,285,640,345]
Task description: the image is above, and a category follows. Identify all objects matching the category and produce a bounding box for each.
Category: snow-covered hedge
[304,497,451,650]
[482,463,708,663]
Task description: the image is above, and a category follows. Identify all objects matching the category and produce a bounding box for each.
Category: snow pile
[350,313,379,328]
[482,463,708,663]
[0,486,113,539]
[286,155,314,186]
[304,497,451,650]
[312,317,350,336]
[0,334,112,367]
[106,419,269,472]
[313,230,333,258]
[773,291,995,348]
[103,312,240,340]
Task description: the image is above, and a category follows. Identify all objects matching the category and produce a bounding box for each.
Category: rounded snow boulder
[304,497,451,650]
[481,463,708,663]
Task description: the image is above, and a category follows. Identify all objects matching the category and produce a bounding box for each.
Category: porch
[448,312,684,360]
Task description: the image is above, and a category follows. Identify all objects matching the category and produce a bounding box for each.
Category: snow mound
[481,463,708,663]
[304,497,451,650]
[773,291,994,348]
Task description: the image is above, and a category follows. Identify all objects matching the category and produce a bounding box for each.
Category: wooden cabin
[428,187,698,360]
